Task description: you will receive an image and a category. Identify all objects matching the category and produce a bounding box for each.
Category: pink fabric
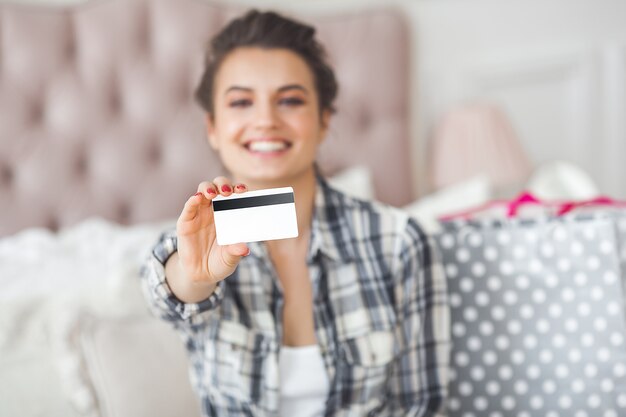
[440,191,626,221]
[557,196,625,216]
[0,0,411,236]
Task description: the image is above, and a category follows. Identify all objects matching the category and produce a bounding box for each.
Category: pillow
[526,160,600,200]
[435,214,626,416]
[0,297,84,417]
[403,175,492,233]
[76,315,202,417]
[326,165,375,200]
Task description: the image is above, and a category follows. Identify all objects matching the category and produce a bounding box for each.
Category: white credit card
[212,187,298,245]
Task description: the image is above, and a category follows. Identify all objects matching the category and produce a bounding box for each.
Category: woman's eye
[279,97,304,106]
[229,99,252,108]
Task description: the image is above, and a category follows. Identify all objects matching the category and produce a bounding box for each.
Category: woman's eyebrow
[224,86,252,95]
[278,84,308,94]
[224,84,309,95]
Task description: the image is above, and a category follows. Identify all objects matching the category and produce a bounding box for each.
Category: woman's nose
[253,101,279,128]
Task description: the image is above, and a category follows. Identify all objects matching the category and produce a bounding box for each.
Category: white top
[279,344,330,417]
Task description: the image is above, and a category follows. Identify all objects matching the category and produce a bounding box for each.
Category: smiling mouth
[244,140,292,153]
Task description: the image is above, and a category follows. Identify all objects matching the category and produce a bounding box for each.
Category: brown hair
[195,10,338,119]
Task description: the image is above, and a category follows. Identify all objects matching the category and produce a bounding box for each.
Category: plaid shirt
[141,176,450,417]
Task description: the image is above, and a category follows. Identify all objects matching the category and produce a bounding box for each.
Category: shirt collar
[307,171,356,264]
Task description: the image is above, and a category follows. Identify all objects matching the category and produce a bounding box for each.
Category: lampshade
[428,103,533,194]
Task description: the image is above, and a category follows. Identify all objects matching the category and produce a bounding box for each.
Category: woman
[141,9,449,417]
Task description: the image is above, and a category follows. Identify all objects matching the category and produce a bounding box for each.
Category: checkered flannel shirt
[141,175,450,417]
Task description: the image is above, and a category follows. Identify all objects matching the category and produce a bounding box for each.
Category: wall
[409,0,626,198]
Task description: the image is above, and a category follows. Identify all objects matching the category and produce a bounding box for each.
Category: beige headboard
[0,0,411,236]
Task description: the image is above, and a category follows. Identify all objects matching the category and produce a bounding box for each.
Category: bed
[0,0,413,238]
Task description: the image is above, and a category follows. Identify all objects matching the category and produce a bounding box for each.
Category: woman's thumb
[224,243,250,264]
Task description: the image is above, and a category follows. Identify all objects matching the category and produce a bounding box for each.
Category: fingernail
[207,187,216,195]
[194,192,202,197]
[236,184,246,190]
[221,184,232,193]
[244,248,251,256]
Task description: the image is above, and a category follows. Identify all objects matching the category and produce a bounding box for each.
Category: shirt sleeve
[139,228,225,328]
[388,216,450,416]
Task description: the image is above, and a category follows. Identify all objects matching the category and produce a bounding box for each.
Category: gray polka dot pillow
[435,212,626,416]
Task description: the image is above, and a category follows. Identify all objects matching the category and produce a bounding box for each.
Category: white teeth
[248,141,288,152]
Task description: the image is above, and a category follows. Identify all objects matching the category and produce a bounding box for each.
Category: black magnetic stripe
[212,192,294,211]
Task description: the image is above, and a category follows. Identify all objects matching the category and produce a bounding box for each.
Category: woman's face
[207,47,330,186]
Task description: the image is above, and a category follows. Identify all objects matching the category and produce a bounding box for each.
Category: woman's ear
[318,109,331,144]
[206,114,219,150]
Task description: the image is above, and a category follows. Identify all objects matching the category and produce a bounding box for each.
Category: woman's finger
[233,183,248,194]
[212,176,234,196]
[220,243,251,268]
[226,243,250,258]
[197,181,219,199]
[179,192,204,222]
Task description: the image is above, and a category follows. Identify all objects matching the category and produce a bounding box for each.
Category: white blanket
[0,217,174,417]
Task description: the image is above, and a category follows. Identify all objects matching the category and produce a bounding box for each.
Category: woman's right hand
[175,176,250,287]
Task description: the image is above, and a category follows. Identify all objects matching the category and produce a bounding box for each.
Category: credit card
[212,187,298,245]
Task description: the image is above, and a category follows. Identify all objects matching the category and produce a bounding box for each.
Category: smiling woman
[141,9,449,417]
[205,47,328,188]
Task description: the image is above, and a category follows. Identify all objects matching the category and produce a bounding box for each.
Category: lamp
[428,102,533,197]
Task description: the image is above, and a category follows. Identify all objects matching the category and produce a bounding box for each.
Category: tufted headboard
[0,0,411,236]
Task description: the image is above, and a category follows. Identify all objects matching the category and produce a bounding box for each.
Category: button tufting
[65,35,76,62]
[0,0,412,238]
[109,87,122,114]
[358,109,371,130]
[1,165,13,185]
[146,141,161,164]
[47,217,60,232]
[75,153,88,176]
[118,203,132,223]
[30,102,44,124]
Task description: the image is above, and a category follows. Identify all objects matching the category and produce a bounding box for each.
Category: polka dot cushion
[435,214,626,416]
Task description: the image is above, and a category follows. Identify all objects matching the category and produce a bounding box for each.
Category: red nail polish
[221,184,232,193]
[194,192,202,197]
[207,187,216,195]
[236,184,246,190]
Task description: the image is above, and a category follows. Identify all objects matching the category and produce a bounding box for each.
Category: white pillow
[327,165,375,200]
[0,297,84,417]
[526,160,599,200]
[403,175,492,233]
[77,315,202,417]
